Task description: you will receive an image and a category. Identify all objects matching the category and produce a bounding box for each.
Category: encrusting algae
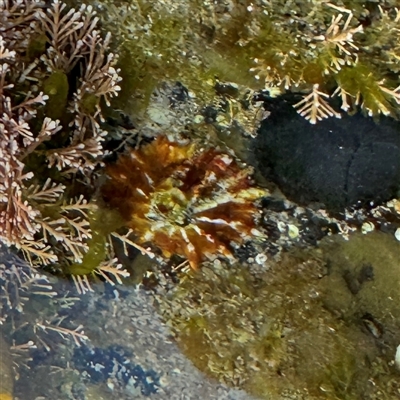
[101,136,266,269]
[157,233,400,400]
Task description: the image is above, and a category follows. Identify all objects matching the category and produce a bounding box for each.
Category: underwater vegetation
[0,0,133,363]
[0,0,126,281]
[101,136,266,269]
[85,0,400,125]
[0,0,272,296]
[158,232,400,399]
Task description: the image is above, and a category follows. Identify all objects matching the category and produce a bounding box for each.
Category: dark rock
[201,105,219,123]
[234,241,263,263]
[358,263,374,285]
[169,81,189,105]
[215,81,240,97]
[73,344,161,395]
[298,213,329,245]
[261,196,291,212]
[252,95,400,211]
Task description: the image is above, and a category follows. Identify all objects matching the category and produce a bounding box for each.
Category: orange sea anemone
[101,136,265,269]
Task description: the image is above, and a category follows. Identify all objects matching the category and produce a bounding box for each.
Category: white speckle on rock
[395,345,400,369]
[193,114,204,124]
[287,224,299,239]
[255,253,267,265]
[361,221,375,234]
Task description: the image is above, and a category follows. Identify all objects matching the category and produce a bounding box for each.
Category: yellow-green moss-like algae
[67,207,124,276]
[81,0,400,121]
[43,71,69,121]
[156,232,400,399]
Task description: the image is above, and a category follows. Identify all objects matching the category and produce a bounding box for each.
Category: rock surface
[252,95,400,210]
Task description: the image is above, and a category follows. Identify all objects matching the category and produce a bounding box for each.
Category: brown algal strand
[102,136,266,269]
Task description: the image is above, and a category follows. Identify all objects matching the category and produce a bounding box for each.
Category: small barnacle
[361,221,375,234]
[102,136,266,269]
[395,227,400,242]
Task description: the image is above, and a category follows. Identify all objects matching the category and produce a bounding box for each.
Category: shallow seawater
[2,231,400,400]
[155,231,400,400]
[1,269,253,400]
[3,1,400,399]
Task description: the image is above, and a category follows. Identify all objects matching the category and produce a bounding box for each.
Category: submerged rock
[320,231,400,340]
[252,96,400,210]
[156,230,400,399]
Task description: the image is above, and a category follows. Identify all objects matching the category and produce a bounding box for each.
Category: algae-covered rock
[83,0,400,125]
[156,232,400,399]
[319,231,400,345]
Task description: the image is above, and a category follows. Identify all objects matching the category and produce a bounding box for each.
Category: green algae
[26,33,47,61]
[156,231,400,399]
[80,92,100,116]
[319,231,400,332]
[67,207,124,276]
[43,71,69,120]
[79,0,400,123]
